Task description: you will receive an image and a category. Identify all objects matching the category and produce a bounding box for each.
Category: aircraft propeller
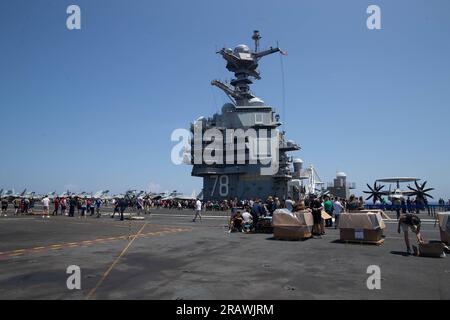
[363,182,386,203]
[407,180,434,201]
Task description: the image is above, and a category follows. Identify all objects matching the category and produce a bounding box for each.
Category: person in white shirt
[285,197,295,212]
[137,197,144,215]
[193,199,202,222]
[241,210,253,233]
[241,211,252,223]
[332,198,344,229]
[42,196,50,218]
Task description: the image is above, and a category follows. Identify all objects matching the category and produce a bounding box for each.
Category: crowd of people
[372,196,450,219]
[38,196,105,219]
[222,194,435,255]
[1,196,38,216]
[2,193,449,221]
[225,195,351,237]
[1,192,447,255]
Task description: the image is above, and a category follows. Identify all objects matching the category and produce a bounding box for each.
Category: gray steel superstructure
[190,31,300,201]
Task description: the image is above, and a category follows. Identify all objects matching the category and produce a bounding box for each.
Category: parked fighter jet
[21,190,41,200]
[45,191,57,200]
[93,190,110,199]
[59,190,73,198]
[0,189,27,200]
[160,190,198,201]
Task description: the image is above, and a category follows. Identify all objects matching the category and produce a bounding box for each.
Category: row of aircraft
[0,188,198,202]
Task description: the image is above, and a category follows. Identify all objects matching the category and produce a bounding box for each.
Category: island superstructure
[189,31,301,201]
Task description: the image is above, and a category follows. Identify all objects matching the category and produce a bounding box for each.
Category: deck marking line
[86,222,148,300]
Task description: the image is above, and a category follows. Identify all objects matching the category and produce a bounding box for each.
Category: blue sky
[1,0,449,199]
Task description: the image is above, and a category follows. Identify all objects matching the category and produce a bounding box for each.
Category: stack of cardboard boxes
[273,209,314,240]
[411,213,448,258]
[339,211,385,243]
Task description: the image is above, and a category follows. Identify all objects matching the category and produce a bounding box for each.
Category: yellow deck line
[10,252,23,256]
[1,227,190,259]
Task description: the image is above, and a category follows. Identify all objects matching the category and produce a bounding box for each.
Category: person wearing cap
[397,213,424,255]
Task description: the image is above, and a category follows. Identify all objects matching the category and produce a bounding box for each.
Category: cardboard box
[274,226,312,240]
[440,229,450,245]
[339,212,385,242]
[339,212,386,230]
[272,209,313,240]
[358,209,391,220]
[437,213,450,244]
[340,228,383,242]
[417,242,444,258]
[321,211,332,220]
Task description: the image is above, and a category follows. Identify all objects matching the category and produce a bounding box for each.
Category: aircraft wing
[174,195,196,200]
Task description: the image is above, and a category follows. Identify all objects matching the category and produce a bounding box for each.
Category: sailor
[397,213,424,255]
[118,198,127,221]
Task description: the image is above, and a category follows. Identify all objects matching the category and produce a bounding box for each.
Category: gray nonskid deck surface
[0,209,449,300]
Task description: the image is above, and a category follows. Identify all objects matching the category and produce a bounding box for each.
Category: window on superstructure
[255,113,263,124]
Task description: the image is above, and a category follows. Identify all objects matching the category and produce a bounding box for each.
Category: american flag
[280,50,288,56]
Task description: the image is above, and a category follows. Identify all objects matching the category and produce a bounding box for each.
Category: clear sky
[1,0,449,199]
